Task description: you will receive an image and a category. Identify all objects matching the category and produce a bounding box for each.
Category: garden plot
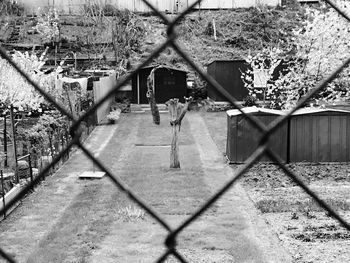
[242,164,350,263]
[202,111,350,263]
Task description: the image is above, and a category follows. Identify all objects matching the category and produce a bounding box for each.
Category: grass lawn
[0,112,293,262]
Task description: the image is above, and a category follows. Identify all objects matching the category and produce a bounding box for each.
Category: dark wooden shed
[207,60,249,102]
[226,107,288,163]
[131,66,187,104]
[207,60,290,102]
[289,108,350,162]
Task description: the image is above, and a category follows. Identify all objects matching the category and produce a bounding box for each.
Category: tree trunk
[169,100,180,168]
[146,68,160,125]
[167,97,193,169]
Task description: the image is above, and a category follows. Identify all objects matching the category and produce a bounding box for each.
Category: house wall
[187,0,281,9]
[17,0,282,14]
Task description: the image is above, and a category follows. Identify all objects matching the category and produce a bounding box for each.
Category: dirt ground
[202,111,350,263]
[0,112,293,262]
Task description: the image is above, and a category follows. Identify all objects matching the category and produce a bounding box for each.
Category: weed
[117,206,146,222]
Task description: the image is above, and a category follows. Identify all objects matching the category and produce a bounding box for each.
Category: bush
[188,74,207,101]
[0,0,24,16]
[242,95,257,107]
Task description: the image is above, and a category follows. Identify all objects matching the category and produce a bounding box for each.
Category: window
[163,75,176,86]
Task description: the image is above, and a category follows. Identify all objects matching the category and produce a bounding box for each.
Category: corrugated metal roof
[226,106,285,116]
[292,107,350,115]
[226,106,350,117]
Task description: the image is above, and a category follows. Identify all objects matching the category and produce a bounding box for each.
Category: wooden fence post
[10,105,18,184]
[1,170,6,219]
[3,115,8,167]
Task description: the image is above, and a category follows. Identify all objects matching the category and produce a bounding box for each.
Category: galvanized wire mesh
[0,0,350,262]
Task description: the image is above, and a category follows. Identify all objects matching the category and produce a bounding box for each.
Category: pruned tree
[167,97,193,169]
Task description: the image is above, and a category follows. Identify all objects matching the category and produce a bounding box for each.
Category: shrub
[0,0,24,16]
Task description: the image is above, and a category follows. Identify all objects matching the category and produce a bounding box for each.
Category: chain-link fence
[1,0,350,262]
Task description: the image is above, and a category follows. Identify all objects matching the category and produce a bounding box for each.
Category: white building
[17,0,283,14]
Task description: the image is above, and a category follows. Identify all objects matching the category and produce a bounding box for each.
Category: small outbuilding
[131,66,187,104]
[207,60,249,102]
[289,108,350,162]
[226,107,288,163]
[207,60,290,102]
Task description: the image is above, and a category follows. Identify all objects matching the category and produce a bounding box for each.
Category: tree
[241,1,350,109]
[292,1,350,105]
[34,8,60,44]
[0,49,59,111]
[167,97,192,169]
[240,48,283,108]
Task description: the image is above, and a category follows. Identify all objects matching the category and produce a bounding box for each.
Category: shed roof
[226,107,285,116]
[140,65,188,73]
[207,59,246,66]
[227,106,350,117]
[292,107,350,115]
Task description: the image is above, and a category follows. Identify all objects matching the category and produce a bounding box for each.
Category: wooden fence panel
[93,72,117,124]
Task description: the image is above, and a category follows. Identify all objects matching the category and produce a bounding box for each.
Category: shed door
[138,69,153,104]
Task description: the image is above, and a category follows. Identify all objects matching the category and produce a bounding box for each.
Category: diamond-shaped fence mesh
[0,0,350,262]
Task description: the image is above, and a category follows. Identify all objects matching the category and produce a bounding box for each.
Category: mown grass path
[0,112,291,262]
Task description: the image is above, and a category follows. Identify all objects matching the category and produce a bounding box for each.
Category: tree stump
[167,97,192,169]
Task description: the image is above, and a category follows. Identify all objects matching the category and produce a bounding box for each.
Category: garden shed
[207,60,249,102]
[226,107,287,163]
[207,60,290,102]
[289,108,350,162]
[131,66,187,104]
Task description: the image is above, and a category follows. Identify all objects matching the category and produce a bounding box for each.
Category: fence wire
[0,0,350,262]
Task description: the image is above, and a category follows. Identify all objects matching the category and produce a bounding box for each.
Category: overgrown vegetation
[176,2,307,69]
[0,0,24,16]
[80,6,146,73]
[241,1,350,109]
[34,8,60,44]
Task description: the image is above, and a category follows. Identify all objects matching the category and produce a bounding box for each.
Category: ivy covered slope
[174,2,307,71]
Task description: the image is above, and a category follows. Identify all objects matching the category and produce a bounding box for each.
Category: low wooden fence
[93,71,117,123]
